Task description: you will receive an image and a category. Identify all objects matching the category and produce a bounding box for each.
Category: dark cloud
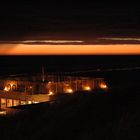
[0,2,140,39]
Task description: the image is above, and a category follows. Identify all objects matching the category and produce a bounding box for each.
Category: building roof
[0,91,50,102]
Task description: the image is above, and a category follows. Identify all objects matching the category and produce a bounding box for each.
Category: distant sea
[0,55,140,75]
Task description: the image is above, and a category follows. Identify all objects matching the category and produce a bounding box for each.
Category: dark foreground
[0,78,140,140]
[0,55,140,140]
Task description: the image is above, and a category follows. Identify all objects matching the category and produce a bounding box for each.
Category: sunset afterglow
[0,44,140,55]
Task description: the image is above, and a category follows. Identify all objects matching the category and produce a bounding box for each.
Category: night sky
[0,2,140,40]
[0,2,140,72]
[1,4,140,140]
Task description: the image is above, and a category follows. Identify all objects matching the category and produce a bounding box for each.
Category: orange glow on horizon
[0,44,140,55]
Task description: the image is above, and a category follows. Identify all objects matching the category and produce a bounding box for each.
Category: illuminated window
[4,84,11,91]
[28,101,32,104]
[7,99,13,107]
[99,83,107,89]
[64,88,73,93]
[21,101,26,105]
[1,98,6,108]
[13,100,20,106]
[83,86,91,91]
[48,91,54,95]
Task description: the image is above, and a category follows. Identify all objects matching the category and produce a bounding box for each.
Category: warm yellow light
[33,101,39,104]
[10,83,13,87]
[83,86,91,91]
[0,110,6,115]
[28,101,32,104]
[100,83,107,89]
[49,91,54,95]
[21,101,26,105]
[4,87,9,91]
[66,88,73,93]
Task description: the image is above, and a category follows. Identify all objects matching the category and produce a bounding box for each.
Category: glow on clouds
[0,44,140,55]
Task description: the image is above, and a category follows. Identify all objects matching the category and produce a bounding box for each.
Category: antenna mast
[42,66,45,82]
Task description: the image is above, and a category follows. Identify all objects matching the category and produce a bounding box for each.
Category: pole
[42,66,45,82]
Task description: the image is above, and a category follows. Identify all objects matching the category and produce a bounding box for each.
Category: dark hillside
[0,84,140,140]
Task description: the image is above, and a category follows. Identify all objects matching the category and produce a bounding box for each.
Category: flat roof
[0,91,50,102]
